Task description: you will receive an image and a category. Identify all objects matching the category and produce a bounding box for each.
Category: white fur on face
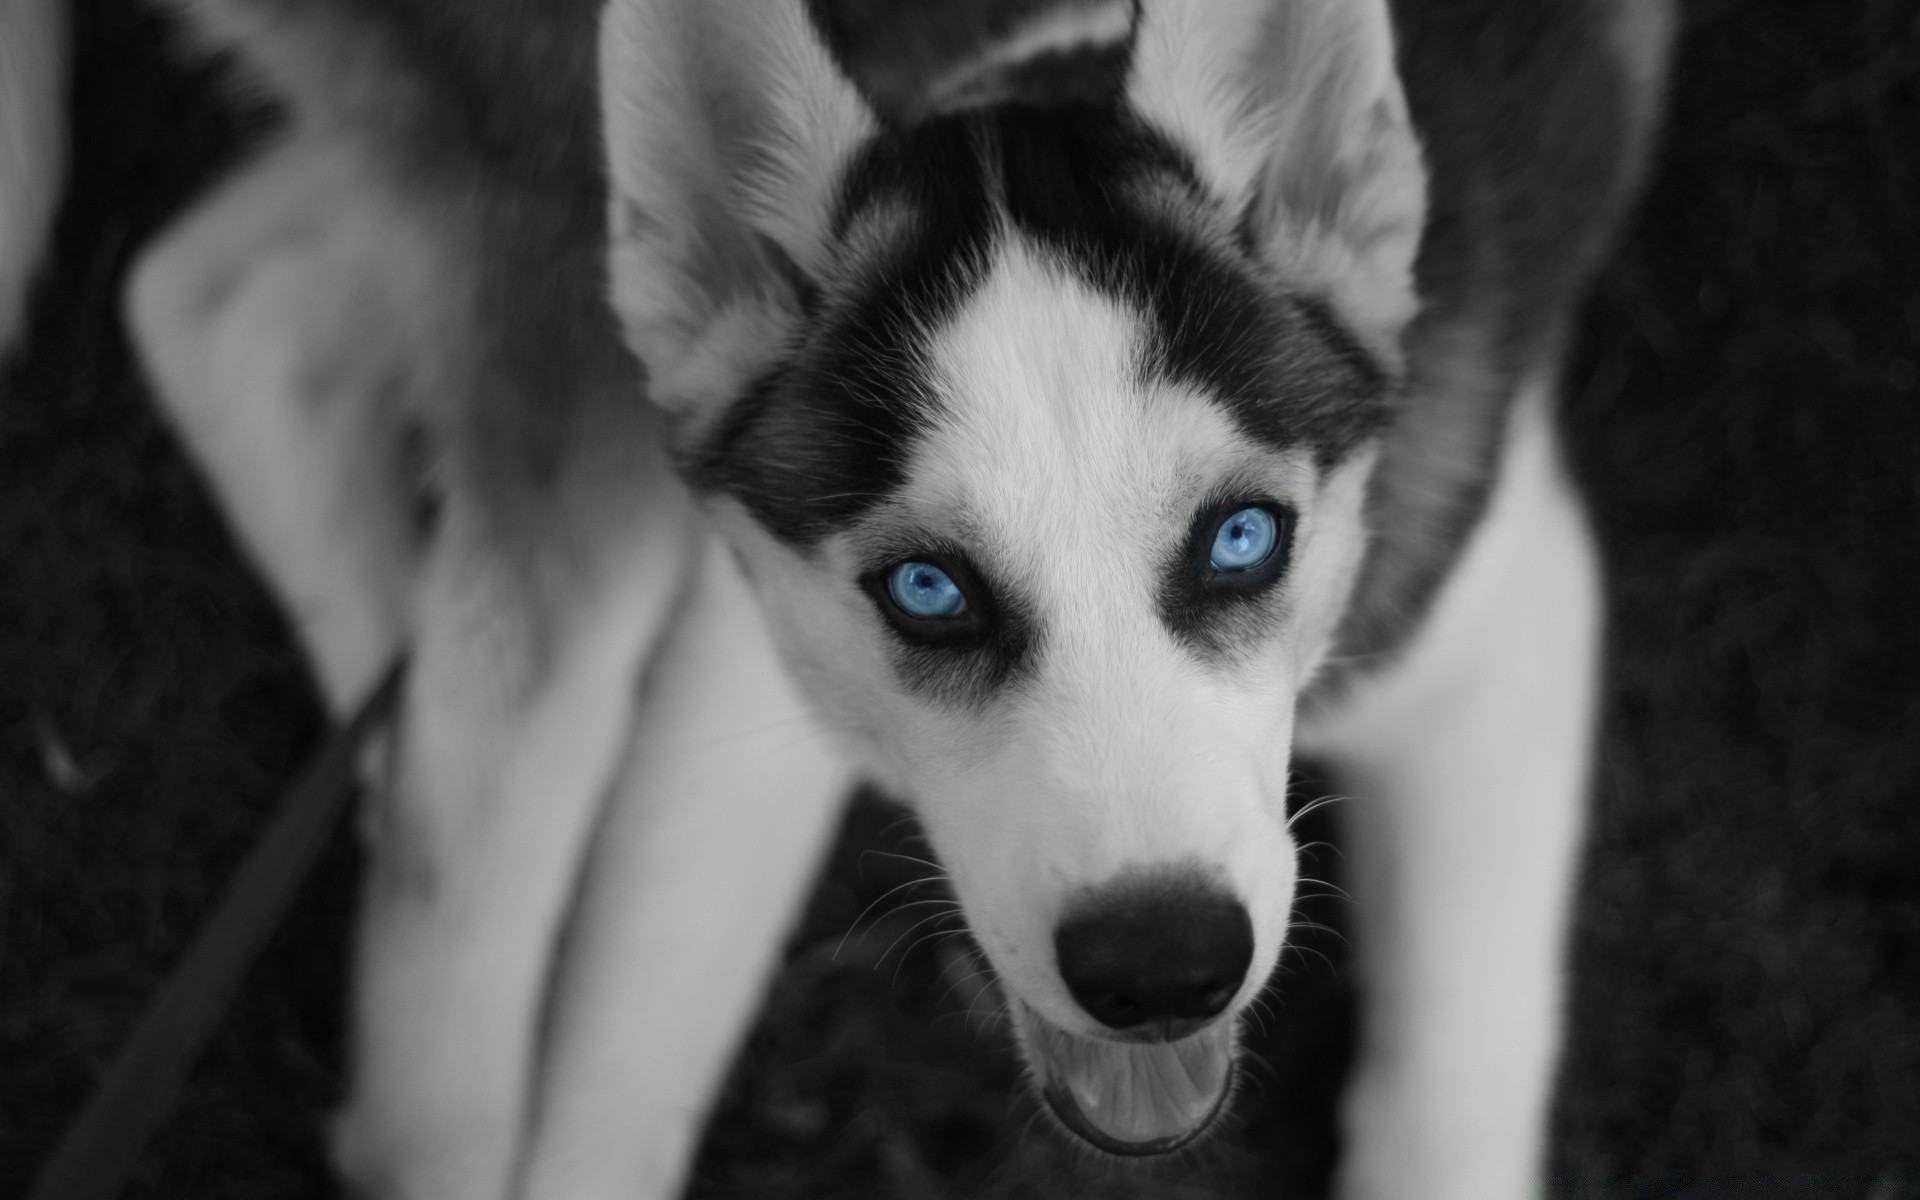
[716,237,1378,1038]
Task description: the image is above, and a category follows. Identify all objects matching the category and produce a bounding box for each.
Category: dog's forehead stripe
[692,103,1387,548]
[986,107,1389,461]
[686,138,997,544]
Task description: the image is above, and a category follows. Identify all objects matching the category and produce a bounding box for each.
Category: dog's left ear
[1132,0,1428,352]
[598,0,874,422]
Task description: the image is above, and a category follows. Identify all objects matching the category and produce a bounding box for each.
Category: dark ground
[3,0,1917,1196]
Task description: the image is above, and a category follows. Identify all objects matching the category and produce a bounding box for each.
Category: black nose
[1053,872,1254,1032]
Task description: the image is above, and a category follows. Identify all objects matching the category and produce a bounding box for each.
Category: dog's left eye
[1188,499,1293,594]
[1209,506,1278,572]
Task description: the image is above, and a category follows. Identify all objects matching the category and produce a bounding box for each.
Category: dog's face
[601,0,1425,1153]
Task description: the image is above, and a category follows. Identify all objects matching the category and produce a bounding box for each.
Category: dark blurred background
[2,0,1916,1196]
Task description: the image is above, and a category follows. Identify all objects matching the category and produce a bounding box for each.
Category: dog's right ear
[599,0,875,422]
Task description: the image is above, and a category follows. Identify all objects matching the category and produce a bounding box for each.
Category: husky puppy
[595,0,1668,1194]
[6,0,1670,1195]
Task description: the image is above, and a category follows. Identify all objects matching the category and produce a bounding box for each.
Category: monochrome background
[3,0,1915,1195]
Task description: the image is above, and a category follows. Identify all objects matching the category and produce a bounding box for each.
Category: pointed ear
[598,0,876,420]
[1131,0,1427,354]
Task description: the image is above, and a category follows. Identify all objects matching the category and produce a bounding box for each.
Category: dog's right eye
[1183,497,1295,598]
[887,561,967,618]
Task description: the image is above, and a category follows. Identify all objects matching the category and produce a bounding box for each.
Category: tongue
[1019,1004,1235,1154]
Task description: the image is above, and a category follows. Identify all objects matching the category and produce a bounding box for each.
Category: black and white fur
[2,0,1671,1195]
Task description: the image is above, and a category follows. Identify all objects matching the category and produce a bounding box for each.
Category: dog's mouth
[1012,1000,1236,1155]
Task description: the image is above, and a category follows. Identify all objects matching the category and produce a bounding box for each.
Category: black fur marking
[1158,495,1297,658]
[1293,295,1389,399]
[685,121,997,545]
[989,105,1391,463]
[691,105,1389,552]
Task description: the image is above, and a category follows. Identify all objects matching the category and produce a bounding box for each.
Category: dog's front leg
[1302,384,1601,1200]
[336,487,700,1200]
[518,534,849,1200]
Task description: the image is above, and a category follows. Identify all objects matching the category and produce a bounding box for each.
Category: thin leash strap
[27,660,406,1200]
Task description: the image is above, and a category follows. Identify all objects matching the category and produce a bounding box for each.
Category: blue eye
[886,561,967,618]
[1209,506,1278,573]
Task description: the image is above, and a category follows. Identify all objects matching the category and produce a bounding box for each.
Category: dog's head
[600,0,1424,1154]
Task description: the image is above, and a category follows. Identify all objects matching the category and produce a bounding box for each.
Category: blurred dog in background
[1,0,66,356]
[0,0,1670,1196]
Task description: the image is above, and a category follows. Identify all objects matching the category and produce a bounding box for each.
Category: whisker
[1286,791,1355,830]
[1284,940,1337,972]
[969,996,1014,1045]
[873,905,964,970]
[1241,997,1271,1038]
[1288,917,1346,941]
[1292,876,1354,903]
[833,873,952,961]
[858,848,948,876]
[683,711,825,753]
[885,909,968,985]
[935,960,998,1010]
[874,812,928,844]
